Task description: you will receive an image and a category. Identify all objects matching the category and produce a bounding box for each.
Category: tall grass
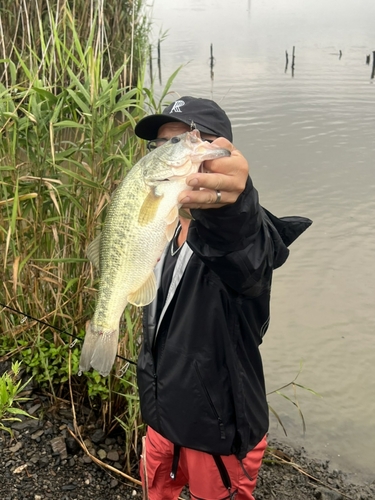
[0,0,148,88]
[0,0,155,472]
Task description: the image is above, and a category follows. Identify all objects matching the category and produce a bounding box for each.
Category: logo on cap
[169,100,185,113]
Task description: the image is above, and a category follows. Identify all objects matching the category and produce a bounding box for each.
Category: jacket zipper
[153,371,162,431]
[194,362,226,440]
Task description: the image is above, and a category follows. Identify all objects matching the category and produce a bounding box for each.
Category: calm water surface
[148,0,375,481]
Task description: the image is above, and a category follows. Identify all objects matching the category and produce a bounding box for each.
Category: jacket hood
[262,207,312,248]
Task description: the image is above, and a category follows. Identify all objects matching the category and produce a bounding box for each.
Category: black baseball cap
[134,96,233,142]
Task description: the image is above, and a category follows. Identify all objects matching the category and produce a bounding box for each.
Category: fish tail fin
[79,320,99,373]
[90,328,119,377]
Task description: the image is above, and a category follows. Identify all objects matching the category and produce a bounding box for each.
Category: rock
[31,429,44,440]
[91,429,106,444]
[38,457,50,467]
[107,450,120,462]
[11,419,40,431]
[50,436,68,460]
[9,442,23,453]
[97,449,107,460]
[29,454,40,464]
[110,479,119,488]
[27,403,41,415]
[61,483,77,490]
[66,435,80,454]
[315,487,344,499]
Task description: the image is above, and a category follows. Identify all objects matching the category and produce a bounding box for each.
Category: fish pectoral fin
[127,272,157,306]
[165,205,179,224]
[166,218,179,242]
[87,233,101,271]
[165,206,180,241]
[138,188,163,226]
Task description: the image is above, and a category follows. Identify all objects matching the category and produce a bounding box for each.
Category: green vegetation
[0,0,158,471]
[0,361,35,436]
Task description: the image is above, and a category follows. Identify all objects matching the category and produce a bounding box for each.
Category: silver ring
[215,189,222,204]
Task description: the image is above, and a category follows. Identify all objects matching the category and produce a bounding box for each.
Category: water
[147,0,375,481]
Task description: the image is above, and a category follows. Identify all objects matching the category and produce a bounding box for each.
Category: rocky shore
[1,394,374,500]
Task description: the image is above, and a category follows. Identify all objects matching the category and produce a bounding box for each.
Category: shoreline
[1,403,374,500]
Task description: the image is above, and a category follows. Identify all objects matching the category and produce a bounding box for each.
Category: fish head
[142,130,231,184]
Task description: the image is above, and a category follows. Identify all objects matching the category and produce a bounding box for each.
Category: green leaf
[53,121,86,129]
[6,407,36,418]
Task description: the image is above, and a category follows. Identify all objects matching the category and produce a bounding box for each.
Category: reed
[0,0,155,471]
[0,0,149,88]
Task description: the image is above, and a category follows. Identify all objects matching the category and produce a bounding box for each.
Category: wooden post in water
[285,50,289,72]
[291,46,295,77]
[371,51,375,79]
[366,54,370,65]
[210,43,214,80]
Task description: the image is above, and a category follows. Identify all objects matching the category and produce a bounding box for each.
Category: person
[134,96,312,499]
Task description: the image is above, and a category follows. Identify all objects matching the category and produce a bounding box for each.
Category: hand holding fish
[79,131,231,376]
[178,138,249,209]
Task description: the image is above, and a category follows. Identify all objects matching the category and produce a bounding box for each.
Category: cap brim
[134,114,218,140]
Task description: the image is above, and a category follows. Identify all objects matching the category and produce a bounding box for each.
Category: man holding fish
[80,96,311,498]
[132,97,312,499]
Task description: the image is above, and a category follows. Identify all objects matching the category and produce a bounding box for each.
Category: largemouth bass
[79,130,230,376]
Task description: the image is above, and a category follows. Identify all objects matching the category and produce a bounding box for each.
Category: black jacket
[137,177,312,459]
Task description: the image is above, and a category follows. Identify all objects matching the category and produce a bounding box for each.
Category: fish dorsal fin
[127,272,157,306]
[139,188,163,226]
[87,233,101,271]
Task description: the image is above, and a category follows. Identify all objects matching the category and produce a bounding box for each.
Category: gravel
[1,393,374,500]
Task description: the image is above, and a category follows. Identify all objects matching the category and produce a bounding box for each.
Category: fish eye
[170,136,181,144]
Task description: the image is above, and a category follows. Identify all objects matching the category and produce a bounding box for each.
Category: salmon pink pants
[140,427,267,500]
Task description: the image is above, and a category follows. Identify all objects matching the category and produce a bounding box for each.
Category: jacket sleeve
[187,177,290,297]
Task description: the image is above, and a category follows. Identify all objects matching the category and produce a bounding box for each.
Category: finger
[210,137,235,152]
[186,172,239,192]
[186,154,248,192]
[178,187,239,208]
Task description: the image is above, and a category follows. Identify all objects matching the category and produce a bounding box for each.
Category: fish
[79,130,231,376]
